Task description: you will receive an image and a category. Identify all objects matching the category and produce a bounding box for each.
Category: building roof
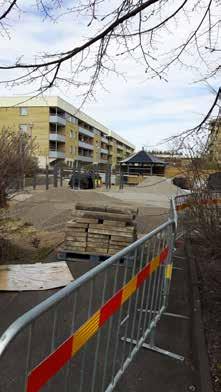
[121,150,166,165]
[0,96,135,150]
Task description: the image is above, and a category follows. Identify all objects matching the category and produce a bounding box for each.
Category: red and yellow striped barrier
[176,197,221,211]
[27,246,170,392]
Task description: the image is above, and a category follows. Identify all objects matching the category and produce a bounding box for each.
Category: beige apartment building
[207,118,221,163]
[0,96,135,169]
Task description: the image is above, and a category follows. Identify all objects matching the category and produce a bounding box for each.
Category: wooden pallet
[57,248,109,262]
[57,248,125,263]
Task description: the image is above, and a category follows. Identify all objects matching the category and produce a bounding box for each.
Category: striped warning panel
[176,197,221,211]
[26,246,169,392]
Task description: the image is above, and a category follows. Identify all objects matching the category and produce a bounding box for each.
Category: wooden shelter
[120,149,166,176]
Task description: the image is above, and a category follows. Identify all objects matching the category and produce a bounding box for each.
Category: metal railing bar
[110,254,131,383]
[79,278,95,392]
[101,261,120,390]
[91,270,108,392]
[135,243,150,344]
[129,245,145,353]
[64,290,78,392]
[0,220,173,358]
[106,306,165,392]
[120,248,138,369]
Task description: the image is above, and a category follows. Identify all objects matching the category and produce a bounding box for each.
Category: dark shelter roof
[121,150,166,165]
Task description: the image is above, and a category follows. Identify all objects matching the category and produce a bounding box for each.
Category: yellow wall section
[65,122,78,159]
[0,107,49,155]
[93,134,101,163]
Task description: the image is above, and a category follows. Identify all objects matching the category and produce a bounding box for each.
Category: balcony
[49,115,66,126]
[49,133,66,143]
[100,159,108,164]
[100,148,108,154]
[79,127,94,138]
[117,145,124,151]
[49,150,65,159]
[79,140,94,150]
[77,155,93,162]
[101,136,108,144]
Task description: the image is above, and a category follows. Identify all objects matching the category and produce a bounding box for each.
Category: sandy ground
[101,176,189,209]
[7,184,170,234]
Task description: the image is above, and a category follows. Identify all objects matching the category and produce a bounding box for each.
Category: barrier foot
[121,337,184,361]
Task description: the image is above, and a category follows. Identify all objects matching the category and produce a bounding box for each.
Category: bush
[0,128,37,207]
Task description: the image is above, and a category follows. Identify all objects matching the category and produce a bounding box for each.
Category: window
[20,107,28,116]
[70,146,73,154]
[69,130,74,139]
[19,124,29,135]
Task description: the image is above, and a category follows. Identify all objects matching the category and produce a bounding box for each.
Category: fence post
[71,162,76,189]
[60,168,63,187]
[108,164,112,189]
[119,166,124,190]
[45,165,49,190]
[105,165,109,190]
[77,162,81,190]
[32,173,36,190]
[53,165,58,188]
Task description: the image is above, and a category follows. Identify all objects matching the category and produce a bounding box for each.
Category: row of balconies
[49,113,133,152]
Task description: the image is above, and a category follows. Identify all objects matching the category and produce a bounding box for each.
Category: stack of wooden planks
[63,202,138,256]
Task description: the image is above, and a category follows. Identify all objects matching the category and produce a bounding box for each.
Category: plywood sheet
[0,262,74,291]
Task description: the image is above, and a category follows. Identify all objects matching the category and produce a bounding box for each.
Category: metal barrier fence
[1,191,220,391]
[0,201,177,392]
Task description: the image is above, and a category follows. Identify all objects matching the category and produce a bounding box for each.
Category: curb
[185,241,213,392]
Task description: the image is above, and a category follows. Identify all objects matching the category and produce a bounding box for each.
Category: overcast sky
[0,0,219,150]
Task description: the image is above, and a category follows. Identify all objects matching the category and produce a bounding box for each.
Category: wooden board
[111,235,136,242]
[0,262,73,291]
[64,246,86,252]
[65,236,87,242]
[88,228,134,238]
[89,224,135,233]
[66,221,89,229]
[110,241,132,247]
[75,210,133,223]
[75,202,138,216]
[103,220,126,227]
[65,229,88,235]
[88,233,110,239]
[65,240,87,247]
[74,218,98,224]
[86,247,108,254]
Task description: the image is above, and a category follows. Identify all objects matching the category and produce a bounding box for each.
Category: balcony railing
[49,150,65,159]
[100,148,108,154]
[49,133,66,143]
[49,115,66,126]
[79,127,94,138]
[79,140,94,150]
[101,136,108,144]
[100,159,108,164]
[77,155,93,162]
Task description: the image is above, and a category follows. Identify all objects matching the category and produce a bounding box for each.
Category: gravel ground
[102,176,189,209]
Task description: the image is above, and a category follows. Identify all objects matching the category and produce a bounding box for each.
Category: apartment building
[207,118,221,163]
[0,96,135,168]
